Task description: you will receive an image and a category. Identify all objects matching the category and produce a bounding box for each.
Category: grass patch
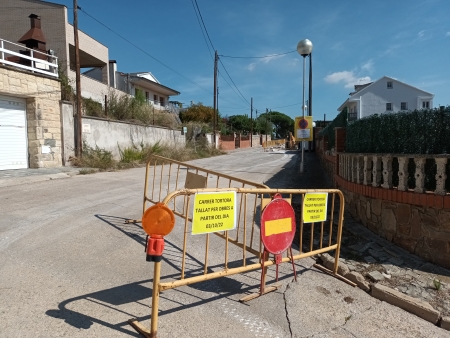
[78,168,97,175]
[70,142,116,171]
[71,140,225,171]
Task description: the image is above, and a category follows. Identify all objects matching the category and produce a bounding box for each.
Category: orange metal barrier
[127,155,269,222]
[129,187,348,338]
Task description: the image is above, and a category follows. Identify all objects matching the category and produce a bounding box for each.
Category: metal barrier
[129,187,348,337]
[129,154,269,221]
[262,139,286,149]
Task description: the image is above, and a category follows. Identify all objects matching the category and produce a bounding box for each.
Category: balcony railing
[0,38,58,78]
[338,153,449,195]
[348,112,357,121]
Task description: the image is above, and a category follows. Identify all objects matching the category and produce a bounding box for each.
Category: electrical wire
[193,0,215,51]
[190,0,214,60]
[219,50,296,59]
[191,0,251,108]
[78,8,213,95]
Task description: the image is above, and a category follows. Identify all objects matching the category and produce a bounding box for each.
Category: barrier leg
[289,247,297,282]
[150,261,161,337]
[129,260,162,338]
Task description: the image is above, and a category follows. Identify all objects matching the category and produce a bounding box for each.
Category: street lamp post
[297,39,313,173]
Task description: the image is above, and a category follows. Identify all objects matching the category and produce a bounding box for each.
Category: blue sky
[55,0,449,120]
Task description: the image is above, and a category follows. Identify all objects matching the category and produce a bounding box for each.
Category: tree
[228,115,251,134]
[269,111,294,139]
[179,102,216,123]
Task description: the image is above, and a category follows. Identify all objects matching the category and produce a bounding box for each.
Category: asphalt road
[0,148,446,337]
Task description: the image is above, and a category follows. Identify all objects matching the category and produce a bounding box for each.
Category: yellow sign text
[192,191,236,235]
[303,193,327,223]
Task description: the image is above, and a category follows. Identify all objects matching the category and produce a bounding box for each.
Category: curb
[371,283,440,324]
[318,253,449,331]
[0,172,73,188]
[441,317,450,331]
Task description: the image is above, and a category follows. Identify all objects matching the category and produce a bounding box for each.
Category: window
[387,81,393,89]
[401,102,408,110]
[154,95,158,104]
[159,97,165,106]
[386,103,392,111]
[422,101,430,109]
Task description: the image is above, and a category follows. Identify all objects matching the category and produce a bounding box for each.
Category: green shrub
[71,142,115,170]
[346,107,450,154]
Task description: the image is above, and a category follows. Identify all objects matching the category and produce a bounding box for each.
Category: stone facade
[0,65,62,168]
[342,188,450,269]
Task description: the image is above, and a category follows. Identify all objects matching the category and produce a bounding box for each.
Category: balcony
[348,112,357,121]
[0,38,58,78]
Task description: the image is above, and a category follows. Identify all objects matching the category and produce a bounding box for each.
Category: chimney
[29,14,41,29]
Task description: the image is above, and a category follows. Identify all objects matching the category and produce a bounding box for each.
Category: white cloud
[446,31,450,37]
[246,54,286,71]
[324,71,371,89]
[361,59,374,73]
[418,30,425,38]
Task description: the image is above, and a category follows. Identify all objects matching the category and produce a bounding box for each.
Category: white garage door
[0,95,28,170]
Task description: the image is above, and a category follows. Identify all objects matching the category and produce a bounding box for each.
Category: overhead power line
[190,0,214,60]
[78,8,213,95]
[193,0,215,51]
[219,50,296,59]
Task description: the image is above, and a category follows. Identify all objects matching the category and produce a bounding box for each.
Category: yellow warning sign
[265,217,292,236]
[192,191,236,235]
[303,193,328,223]
[295,116,313,141]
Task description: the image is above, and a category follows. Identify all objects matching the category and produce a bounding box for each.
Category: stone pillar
[381,155,393,189]
[372,156,382,187]
[414,157,426,193]
[356,155,364,184]
[363,155,372,185]
[435,158,448,195]
[397,156,408,191]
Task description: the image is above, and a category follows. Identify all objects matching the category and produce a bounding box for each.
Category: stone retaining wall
[0,65,62,168]
[341,186,450,269]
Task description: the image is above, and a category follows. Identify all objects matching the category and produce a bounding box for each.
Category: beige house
[1,0,179,106]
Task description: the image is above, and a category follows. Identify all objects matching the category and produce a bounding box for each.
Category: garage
[0,95,28,170]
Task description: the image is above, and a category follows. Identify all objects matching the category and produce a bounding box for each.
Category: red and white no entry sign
[260,194,296,254]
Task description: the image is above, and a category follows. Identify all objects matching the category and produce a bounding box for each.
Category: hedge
[346,107,450,154]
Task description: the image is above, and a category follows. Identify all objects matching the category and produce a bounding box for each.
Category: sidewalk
[0,166,80,188]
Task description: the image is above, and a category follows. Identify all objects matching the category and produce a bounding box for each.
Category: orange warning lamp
[142,203,175,237]
[142,203,175,262]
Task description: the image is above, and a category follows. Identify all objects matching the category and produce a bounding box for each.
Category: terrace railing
[0,38,58,78]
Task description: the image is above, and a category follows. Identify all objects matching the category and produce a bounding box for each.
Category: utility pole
[265,108,268,146]
[250,97,253,147]
[73,0,82,158]
[309,53,313,151]
[213,50,218,147]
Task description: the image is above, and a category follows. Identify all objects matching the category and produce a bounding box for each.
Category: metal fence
[129,187,346,337]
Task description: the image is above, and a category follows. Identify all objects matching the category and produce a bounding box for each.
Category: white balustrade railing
[338,153,449,195]
[0,38,58,78]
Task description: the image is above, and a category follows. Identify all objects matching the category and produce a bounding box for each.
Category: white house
[83,64,180,112]
[337,76,434,121]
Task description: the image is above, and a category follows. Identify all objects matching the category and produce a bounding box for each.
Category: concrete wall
[61,102,185,161]
[0,65,62,168]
